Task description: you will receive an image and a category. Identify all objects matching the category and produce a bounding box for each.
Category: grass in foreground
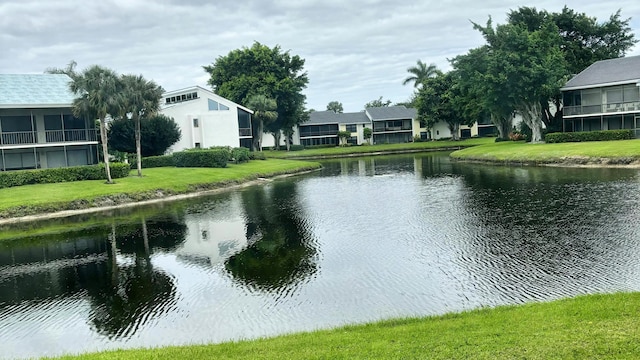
[451,139,640,163]
[263,137,494,158]
[0,159,320,215]
[56,292,640,359]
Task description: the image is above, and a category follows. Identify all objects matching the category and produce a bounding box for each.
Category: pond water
[2,153,640,359]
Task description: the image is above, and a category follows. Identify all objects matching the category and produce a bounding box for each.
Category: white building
[160,86,254,152]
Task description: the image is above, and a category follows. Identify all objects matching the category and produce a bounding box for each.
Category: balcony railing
[1,131,36,145]
[564,102,640,116]
[0,129,97,146]
[45,129,98,143]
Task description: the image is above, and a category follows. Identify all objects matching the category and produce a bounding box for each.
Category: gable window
[208,98,230,111]
[193,118,199,127]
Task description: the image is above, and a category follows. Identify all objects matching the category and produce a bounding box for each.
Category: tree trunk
[492,113,513,140]
[272,132,281,150]
[99,119,113,184]
[520,102,544,143]
[257,120,263,151]
[135,117,142,177]
[448,122,460,141]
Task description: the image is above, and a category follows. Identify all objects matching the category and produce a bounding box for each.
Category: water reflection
[225,181,317,294]
[2,153,640,359]
[0,213,186,342]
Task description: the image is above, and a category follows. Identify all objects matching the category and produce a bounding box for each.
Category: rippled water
[2,153,640,359]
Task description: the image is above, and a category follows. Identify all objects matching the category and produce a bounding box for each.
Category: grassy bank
[55,292,640,359]
[263,137,494,159]
[0,159,320,219]
[451,139,640,165]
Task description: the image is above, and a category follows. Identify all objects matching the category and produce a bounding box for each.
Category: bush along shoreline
[0,159,321,222]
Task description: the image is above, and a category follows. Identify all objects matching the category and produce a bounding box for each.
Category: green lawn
[55,292,640,359]
[0,159,320,217]
[263,137,494,158]
[451,139,640,163]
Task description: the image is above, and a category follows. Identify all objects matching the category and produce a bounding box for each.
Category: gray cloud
[1,0,638,112]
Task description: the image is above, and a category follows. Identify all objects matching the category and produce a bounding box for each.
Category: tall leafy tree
[452,46,513,139]
[402,60,441,88]
[326,101,343,113]
[416,71,475,141]
[472,18,567,142]
[108,114,181,157]
[68,65,123,183]
[246,94,278,151]
[120,74,164,176]
[203,42,308,151]
[507,6,637,131]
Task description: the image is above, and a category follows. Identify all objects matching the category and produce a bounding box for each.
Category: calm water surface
[2,153,640,358]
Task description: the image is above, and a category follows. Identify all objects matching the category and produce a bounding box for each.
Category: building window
[345,124,357,132]
[193,118,199,127]
[195,142,201,148]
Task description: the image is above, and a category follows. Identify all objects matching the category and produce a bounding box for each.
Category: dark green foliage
[140,155,175,169]
[364,96,392,109]
[204,42,308,147]
[0,163,130,189]
[287,145,305,151]
[108,114,181,157]
[173,149,231,168]
[545,130,634,143]
[249,152,266,160]
[231,147,251,163]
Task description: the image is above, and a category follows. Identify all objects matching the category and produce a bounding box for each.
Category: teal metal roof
[0,74,75,108]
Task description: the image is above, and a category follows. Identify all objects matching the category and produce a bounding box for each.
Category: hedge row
[545,130,635,143]
[173,148,231,168]
[137,148,264,169]
[140,155,175,169]
[0,162,130,189]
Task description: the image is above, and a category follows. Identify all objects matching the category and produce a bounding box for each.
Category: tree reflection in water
[86,215,187,339]
[225,181,317,294]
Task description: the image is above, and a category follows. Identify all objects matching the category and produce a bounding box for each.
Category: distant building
[0,74,99,171]
[296,105,485,145]
[160,86,254,152]
[561,55,640,135]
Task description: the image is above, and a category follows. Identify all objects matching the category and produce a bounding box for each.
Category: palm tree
[69,65,122,184]
[120,74,164,177]
[402,60,441,88]
[246,94,278,151]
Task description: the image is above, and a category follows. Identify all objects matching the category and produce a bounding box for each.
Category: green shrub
[545,130,634,143]
[109,162,131,178]
[140,155,175,168]
[231,147,251,163]
[0,163,130,189]
[288,144,305,151]
[173,148,231,168]
[250,152,266,160]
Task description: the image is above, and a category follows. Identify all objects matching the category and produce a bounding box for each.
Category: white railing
[1,131,36,145]
[45,129,97,143]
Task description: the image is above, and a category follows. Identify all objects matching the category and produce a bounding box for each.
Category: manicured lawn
[0,159,320,216]
[451,139,640,163]
[55,292,640,359]
[263,137,494,158]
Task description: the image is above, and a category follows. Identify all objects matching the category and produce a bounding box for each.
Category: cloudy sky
[1,0,639,112]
